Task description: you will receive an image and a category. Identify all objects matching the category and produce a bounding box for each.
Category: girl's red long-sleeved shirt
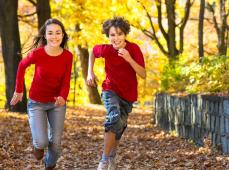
[15,47,73,103]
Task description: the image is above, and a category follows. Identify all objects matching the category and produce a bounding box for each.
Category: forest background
[0,0,228,112]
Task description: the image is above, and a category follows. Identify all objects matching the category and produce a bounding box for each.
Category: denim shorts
[101,90,133,140]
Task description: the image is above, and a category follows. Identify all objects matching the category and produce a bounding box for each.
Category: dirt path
[0,105,229,169]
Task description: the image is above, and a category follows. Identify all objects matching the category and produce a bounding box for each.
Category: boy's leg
[107,139,118,170]
[109,97,133,155]
[110,140,118,156]
[99,91,132,169]
[97,91,121,170]
[98,131,116,170]
[108,99,132,170]
[103,131,116,157]
[45,105,66,168]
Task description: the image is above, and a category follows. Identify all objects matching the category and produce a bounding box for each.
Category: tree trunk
[37,0,51,29]
[138,0,192,61]
[165,0,179,59]
[0,0,27,112]
[77,45,102,104]
[207,0,228,56]
[198,0,205,60]
[218,0,227,55]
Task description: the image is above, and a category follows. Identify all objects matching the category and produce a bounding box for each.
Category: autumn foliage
[0,105,229,169]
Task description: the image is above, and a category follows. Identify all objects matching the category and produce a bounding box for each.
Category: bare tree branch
[137,0,168,56]
[191,0,195,6]
[156,0,168,40]
[18,11,37,18]
[179,0,192,53]
[18,17,37,28]
[27,0,36,6]
[142,29,154,38]
[206,2,220,36]
[180,0,192,28]
[142,29,168,55]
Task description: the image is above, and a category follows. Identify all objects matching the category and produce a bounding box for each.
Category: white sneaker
[108,157,116,170]
[97,160,109,170]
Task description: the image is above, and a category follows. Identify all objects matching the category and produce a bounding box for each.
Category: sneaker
[108,156,116,170]
[45,164,56,170]
[32,147,44,160]
[97,160,109,170]
[45,161,56,170]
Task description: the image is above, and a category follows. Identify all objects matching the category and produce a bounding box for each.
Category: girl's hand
[86,72,98,87]
[54,96,66,106]
[118,48,132,63]
[10,92,23,105]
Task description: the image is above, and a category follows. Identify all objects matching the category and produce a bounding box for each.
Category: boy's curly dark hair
[102,16,130,37]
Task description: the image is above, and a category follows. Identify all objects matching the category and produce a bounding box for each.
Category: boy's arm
[128,58,146,79]
[118,48,146,79]
[87,51,98,87]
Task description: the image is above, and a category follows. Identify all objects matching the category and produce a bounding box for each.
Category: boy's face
[108,26,126,50]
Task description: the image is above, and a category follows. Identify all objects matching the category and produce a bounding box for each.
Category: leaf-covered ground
[0,104,229,170]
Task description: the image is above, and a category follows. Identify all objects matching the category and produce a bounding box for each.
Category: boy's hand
[118,48,132,63]
[54,96,65,106]
[87,72,98,87]
[10,92,23,105]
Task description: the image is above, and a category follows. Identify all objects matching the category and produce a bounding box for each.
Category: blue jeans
[27,99,66,167]
[101,90,133,140]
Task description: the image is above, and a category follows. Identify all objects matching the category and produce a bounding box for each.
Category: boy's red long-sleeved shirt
[15,47,73,103]
[93,40,145,102]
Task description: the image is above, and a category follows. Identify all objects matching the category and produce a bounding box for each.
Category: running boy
[87,16,146,170]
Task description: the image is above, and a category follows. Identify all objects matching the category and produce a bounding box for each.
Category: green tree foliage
[161,54,229,93]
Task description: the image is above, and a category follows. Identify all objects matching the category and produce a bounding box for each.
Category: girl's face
[45,24,63,48]
[108,26,126,50]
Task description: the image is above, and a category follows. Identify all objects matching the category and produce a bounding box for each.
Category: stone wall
[155,93,229,154]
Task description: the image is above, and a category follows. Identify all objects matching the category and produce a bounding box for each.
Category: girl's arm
[11,51,36,105]
[58,54,73,106]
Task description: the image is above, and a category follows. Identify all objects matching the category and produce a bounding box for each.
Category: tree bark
[75,25,101,104]
[218,0,227,55]
[0,0,27,112]
[77,45,102,104]
[207,0,228,56]
[165,0,179,59]
[198,0,205,59]
[37,0,51,29]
